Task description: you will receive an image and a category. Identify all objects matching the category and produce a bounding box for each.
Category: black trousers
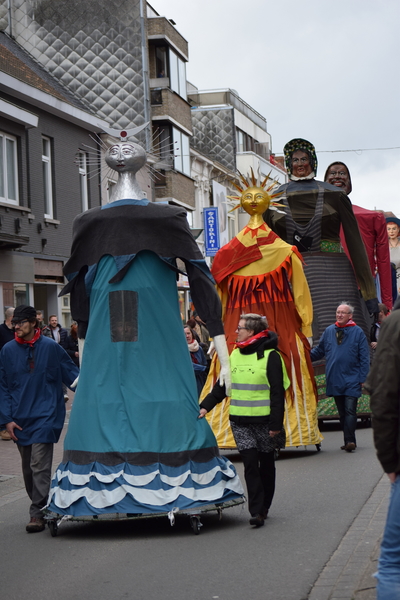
[240,448,276,517]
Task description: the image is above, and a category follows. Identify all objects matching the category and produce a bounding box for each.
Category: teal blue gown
[48,212,243,515]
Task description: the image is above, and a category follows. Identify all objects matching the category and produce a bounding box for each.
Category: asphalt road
[0,422,383,600]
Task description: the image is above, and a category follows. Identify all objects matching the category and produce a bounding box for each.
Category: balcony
[147,17,188,60]
[154,170,195,208]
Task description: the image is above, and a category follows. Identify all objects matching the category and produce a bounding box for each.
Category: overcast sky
[152,0,400,214]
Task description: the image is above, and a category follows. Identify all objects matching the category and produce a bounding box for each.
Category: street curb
[308,473,390,600]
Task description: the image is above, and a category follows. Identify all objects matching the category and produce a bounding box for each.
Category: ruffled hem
[47,456,245,516]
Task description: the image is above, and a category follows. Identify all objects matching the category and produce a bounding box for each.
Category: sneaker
[0,429,11,441]
[344,442,356,453]
[26,517,46,533]
[249,514,265,528]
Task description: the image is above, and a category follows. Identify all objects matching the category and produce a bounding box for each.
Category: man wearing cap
[0,305,79,533]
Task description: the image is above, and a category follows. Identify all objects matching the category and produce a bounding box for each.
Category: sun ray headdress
[227,167,285,214]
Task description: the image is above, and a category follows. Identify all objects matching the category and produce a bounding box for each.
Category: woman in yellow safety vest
[199,313,289,528]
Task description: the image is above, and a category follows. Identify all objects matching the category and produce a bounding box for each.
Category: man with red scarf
[0,305,79,533]
[311,302,370,452]
[199,313,289,528]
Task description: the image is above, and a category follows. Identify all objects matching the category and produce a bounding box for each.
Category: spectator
[36,310,45,330]
[311,302,370,452]
[187,314,210,352]
[64,322,79,367]
[184,325,208,397]
[42,315,68,346]
[370,303,389,351]
[0,305,79,533]
[42,315,69,401]
[0,307,14,441]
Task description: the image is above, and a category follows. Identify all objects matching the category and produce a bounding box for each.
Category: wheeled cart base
[44,497,245,537]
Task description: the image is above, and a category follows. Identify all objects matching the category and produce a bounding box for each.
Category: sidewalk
[309,473,390,600]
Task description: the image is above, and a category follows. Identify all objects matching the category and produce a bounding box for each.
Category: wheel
[48,520,58,537]
[316,443,321,452]
[189,515,202,535]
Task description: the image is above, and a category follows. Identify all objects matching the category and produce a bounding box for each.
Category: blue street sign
[204,207,220,256]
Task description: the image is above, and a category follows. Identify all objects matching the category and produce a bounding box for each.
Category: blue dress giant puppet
[47,134,243,516]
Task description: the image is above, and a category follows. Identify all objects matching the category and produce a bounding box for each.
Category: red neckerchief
[15,328,41,347]
[234,329,270,349]
[335,319,357,328]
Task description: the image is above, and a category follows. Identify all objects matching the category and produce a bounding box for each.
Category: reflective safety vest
[229,348,290,418]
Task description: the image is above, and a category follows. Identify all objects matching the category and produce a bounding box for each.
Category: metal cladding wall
[7,0,145,130]
[190,107,236,172]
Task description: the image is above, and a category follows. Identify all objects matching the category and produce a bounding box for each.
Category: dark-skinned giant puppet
[47,124,244,517]
[264,139,379,342]
[200,170,323,449]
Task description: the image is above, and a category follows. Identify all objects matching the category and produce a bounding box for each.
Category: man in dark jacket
[311,302,370,452]
[199,313,289,528]
[42,315,68,346]
[366,302,400,599]
[0,305,79,533]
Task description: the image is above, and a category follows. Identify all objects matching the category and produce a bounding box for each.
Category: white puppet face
[105,142,147,174]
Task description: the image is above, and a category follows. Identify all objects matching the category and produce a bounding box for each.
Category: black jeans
[333,395,358,445]
[240,448,276,516]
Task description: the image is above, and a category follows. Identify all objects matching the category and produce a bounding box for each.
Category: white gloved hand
[307,337,313,348]
[78,338,85,365]
[207,340,215,359]
[212,334,231,396]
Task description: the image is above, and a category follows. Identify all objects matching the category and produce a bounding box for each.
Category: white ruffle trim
[49,477,244,509]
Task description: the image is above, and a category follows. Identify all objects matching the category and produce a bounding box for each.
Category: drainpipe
[7,0,12,37]
[139,0,151,152]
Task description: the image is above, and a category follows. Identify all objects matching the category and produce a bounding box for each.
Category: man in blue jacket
[0,305,79,533]
[311,302,370,452]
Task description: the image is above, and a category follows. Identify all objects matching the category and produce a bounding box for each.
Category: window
[78,151,88,211]
[155,46,168,78]
[42,136,53,218]
[2,282,29,306]
[172,128,190,176]
[169,49,187,100]
[0,132,18,205]
[236,129,244,153]
[236,128,256,153]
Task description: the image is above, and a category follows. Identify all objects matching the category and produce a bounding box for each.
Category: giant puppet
[265,139,379,344]
[201,171,322,450]
[47,129,243,517]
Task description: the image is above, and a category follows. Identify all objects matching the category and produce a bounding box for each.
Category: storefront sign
[203,207,220,256]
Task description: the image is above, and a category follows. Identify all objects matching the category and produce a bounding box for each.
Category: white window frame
[78,151,88,211]
[169,49,187,100]
[172,128,190,177]
[0,132,19,205]
[42,136,53,218]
